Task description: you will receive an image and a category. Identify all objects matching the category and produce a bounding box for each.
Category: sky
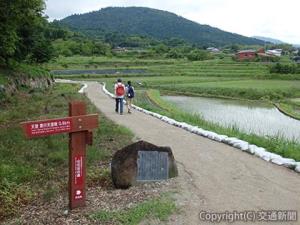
[44,0,300,44]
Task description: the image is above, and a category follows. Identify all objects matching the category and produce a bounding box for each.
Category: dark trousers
[115,97,124,114]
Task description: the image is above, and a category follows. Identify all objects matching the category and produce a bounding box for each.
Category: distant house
[236,48,281,62]
[257,52,277,62]
[236,50,256,60]
[293,56,300,63]
[112,47,128,52]
[266,49,282,57]
[207,47,220,53]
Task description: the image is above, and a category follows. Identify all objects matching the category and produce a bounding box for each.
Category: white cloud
[45,0,300,44]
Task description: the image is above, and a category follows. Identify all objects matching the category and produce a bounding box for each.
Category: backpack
[116,84,125,96]
[127,86,135,98]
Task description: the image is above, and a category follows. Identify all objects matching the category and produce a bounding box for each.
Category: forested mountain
[252,36,285,44]
[58,7,264,47]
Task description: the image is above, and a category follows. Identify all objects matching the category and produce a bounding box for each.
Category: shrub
[187,49,213,61]
[166,49,184,59]
[269,63,300,74]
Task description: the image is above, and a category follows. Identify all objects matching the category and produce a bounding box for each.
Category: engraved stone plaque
[111,141,178,188]
[137,150,169,181]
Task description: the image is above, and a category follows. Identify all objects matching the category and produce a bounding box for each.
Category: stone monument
[111,141,178,189]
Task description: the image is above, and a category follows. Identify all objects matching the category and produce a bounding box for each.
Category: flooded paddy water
[163,96,300,142]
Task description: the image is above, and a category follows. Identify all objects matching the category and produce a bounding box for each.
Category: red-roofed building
[236,50,256,60]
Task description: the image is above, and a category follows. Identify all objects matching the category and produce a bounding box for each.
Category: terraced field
[46,56,300,101]
[148,60,270,77]
[50,56,300,101]
[48,55,300,161]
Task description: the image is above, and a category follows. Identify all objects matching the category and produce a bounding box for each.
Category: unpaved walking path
[85,82,300,225]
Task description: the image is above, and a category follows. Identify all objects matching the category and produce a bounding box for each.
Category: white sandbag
[247,145,258,154]
[190,127,200,134]
[165,118,176,125]
[178,122,190,130]
[201,130,210,137]
[195,128,205,135]
[211,135,224,142]
[253,147,266,158]
[193,128,205,136]
[281,158,296,169]
[271,158,285,165]
[55,79,79,84]
[232,140,249,151]
[161,116,170,123]
[260,151,274,162]
[271,158,296,168]
[224,137,239,146]
[78,83,87,93]
[295,163,300,173]
[206,132,217,139]
[217,135,228,141]
[268,153,283,161]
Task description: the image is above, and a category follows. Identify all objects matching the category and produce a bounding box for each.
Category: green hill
[58,7,264,47]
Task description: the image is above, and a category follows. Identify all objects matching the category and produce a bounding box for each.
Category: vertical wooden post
[21,100,98,210]
[69,101,87,209]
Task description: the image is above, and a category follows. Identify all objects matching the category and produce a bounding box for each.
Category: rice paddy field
[48,55,300,161]
[48,55,300,101]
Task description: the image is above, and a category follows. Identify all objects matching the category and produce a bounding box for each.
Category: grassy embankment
[0,82,175,223]
[44,55,179,72]
[47,56,300,161]
[275,100,300,120]
[0,64,52,84]
[0,64,53,102]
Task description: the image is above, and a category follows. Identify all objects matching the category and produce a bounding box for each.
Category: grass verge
[89,195,176,225]
[275,102,300,121]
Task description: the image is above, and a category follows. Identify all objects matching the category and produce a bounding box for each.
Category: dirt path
[85,82,300,225]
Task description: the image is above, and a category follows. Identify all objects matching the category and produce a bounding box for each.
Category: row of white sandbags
[102,83,300,173]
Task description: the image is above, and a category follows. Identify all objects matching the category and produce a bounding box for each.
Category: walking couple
[114,78,135,115]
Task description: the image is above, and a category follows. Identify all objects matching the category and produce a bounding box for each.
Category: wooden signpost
[21,101,98,209]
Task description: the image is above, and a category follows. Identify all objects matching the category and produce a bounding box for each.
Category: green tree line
[0,0,113,67]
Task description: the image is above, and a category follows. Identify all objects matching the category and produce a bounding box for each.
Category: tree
[166,48,184,59]
[31,37,54,63]
[93,42,111,55]
[0,0,21,65]
[187,49,212,61]
[152,44,169,54]
[104,32,126,48]
[0,0,53,66]
[230,44,240,52]
[45,23,73,40]
[164,38,186,47]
